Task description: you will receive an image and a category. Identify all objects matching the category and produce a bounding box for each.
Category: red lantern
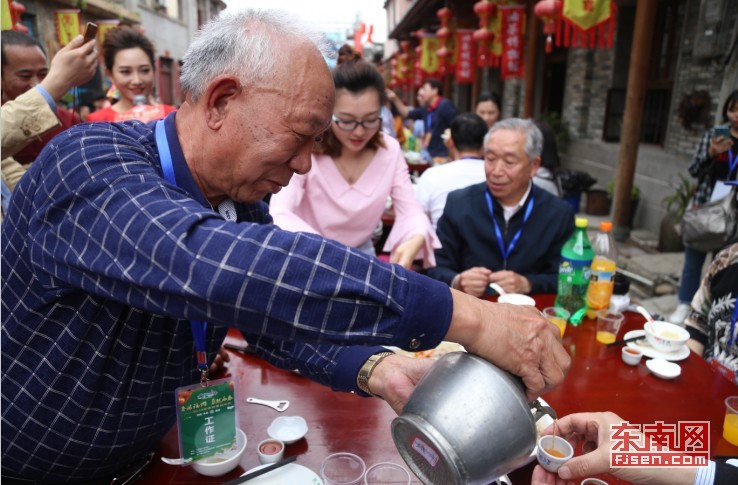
[435,7,455,73]
[473,0,498,67]
[534,0,562,53]
[436,7,453,21]
[10,1,28,32]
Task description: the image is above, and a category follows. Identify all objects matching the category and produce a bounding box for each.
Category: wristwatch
[356,352,394,397]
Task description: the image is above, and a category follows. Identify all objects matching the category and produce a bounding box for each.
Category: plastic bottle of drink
[555,217,594,315]
[586,222,618,319]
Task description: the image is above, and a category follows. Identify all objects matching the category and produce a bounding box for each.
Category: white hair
[180,9,331,100]
[483,118,543,160]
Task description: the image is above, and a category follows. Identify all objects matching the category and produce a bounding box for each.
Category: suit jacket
[426,182,575,294]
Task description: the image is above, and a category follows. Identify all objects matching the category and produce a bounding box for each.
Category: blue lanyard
[155,120,210,381]
[484,186,534,268]
[426,112,432,132]
[728,301,738,347]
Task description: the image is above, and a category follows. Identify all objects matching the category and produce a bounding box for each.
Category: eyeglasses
[332,114,382,131]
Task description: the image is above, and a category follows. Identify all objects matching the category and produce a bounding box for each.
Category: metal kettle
[391,352,555,485]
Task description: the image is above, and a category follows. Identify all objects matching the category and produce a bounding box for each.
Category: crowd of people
[1,7,736,485]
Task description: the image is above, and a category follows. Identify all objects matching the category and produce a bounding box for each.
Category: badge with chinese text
[175,378,238,462]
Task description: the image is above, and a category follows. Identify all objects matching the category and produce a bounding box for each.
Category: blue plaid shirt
[1,113,452,482]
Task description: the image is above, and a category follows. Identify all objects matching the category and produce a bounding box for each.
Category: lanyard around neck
[485,186,535,269]
[155,120,210,383]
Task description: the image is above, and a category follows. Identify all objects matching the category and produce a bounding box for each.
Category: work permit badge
[174,378,239,463]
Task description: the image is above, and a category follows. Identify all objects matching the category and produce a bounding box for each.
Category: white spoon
[488,282,507,296]
[635,305,655,325]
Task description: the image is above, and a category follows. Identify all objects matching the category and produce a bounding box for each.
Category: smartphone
[714,125,731,139]
[83,22,98,43]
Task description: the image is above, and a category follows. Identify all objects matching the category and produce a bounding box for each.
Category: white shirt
[501,182,533,222]
[414,157,485,229]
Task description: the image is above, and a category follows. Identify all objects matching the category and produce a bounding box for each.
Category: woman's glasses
[332,114,382,131]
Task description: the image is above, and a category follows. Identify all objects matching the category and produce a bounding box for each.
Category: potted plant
[607,180,641,227]
[660,174,694,252]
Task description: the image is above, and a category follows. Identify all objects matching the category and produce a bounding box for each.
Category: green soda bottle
[555,217,594,316]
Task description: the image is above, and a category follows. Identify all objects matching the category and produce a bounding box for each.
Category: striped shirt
[1,113,452,482]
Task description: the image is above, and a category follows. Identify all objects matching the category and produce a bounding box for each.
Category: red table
[141,295,738,484]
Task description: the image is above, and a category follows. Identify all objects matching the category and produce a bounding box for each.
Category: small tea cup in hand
[537,435,574,473]
[257,438,285,464]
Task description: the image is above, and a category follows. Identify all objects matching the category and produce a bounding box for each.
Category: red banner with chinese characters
[455,30,475,84]
[55,9,80,46]
[500,5,525,79]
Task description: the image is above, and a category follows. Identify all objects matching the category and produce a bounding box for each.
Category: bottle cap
[613,272,630,295]
[575,217,588,228]
[600,221,613,231]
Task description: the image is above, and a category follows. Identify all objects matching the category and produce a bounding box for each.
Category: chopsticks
[606,335,646,348]
[222,456,297,485]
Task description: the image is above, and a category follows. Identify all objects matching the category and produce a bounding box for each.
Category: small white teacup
[537,435,574,473]
[257,438,285,464]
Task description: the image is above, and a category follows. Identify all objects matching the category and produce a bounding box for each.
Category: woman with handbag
[670,90,738,324]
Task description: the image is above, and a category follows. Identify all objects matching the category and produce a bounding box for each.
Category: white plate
[646,358,682,380]
[624,330,690,361]
[241,463,323,484]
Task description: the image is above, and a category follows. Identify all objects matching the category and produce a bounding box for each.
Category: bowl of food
[192,428,247,477]
[643,321,689,353]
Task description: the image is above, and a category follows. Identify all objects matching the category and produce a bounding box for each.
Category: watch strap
[356,351,394,397]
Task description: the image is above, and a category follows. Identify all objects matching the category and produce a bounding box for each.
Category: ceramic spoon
[161,457,192,466]
[246,397,290,412]
[488,282,507,296]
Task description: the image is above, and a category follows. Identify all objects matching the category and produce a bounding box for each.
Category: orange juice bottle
[586,222,617,319]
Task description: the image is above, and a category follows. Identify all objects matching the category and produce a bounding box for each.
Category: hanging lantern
[473,0,499,68]
[533,0,561,53]
[435,7,455,75]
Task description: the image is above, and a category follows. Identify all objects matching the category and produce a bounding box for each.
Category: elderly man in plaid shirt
[1,10,570,484]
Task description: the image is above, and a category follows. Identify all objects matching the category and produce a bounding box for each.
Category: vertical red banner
[455,30,475,84]
[55,9,81,46]
[500,6,525,79]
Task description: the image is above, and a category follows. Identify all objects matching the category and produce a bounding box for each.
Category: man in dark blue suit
[427,118,575,296]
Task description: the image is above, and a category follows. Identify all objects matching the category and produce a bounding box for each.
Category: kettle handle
[530,399,558,422]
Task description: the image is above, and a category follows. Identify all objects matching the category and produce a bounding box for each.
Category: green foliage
[539,112,570,153]
[662,174,694,219]
[607,179,640,200]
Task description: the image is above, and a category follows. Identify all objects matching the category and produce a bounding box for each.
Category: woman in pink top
[270,49,439,268]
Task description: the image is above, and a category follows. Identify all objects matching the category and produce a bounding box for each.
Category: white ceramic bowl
[621,346,642,366]
[267,416,308,444]
[192,428,247,477]
[644,321,689,353]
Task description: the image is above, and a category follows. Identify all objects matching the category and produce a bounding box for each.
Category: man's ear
[202,75,242,131]
[530,155,541,177]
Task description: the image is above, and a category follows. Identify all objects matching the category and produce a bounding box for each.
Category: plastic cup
[595,310,624,344]
[543,307,570,337]
[363,462,411,485]
[321,452,366,485]
[723,396,738,446]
